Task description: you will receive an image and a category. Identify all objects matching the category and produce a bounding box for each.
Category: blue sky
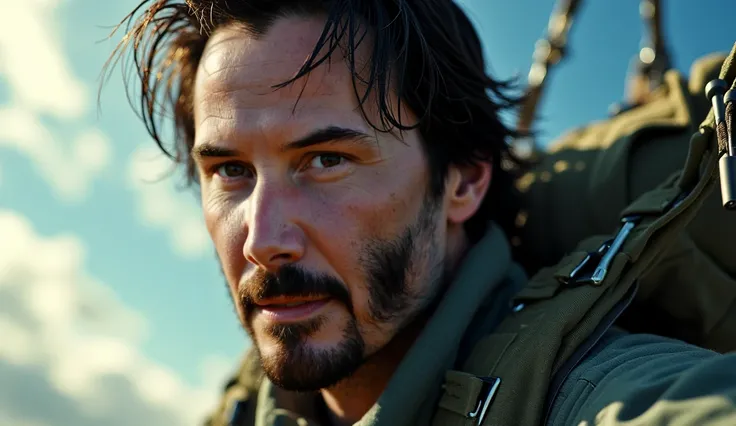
[0,0,733,424]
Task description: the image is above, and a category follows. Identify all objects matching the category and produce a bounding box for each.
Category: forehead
[194,16,367,122]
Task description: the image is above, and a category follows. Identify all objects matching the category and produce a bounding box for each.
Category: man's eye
[309,154,345,169]
[215,163,249,178]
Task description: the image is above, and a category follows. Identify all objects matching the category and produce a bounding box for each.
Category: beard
[234,195,444,392]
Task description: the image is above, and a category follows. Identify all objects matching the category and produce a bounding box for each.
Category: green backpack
[508,51,736,354]
[204,45,736,426]
[430,43,736,426]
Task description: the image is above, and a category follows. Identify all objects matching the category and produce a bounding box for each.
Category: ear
[445,161,492,225]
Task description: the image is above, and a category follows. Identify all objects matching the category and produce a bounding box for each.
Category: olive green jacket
[228,224,736,426]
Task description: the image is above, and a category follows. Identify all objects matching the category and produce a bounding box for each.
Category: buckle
[467,376,501,426]
[564,216,640,286]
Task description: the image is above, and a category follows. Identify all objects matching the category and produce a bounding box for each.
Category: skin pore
[192,15,491,426]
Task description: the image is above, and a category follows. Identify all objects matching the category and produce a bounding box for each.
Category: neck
[320,315,427,425]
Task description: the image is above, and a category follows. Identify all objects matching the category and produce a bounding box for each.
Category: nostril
[271,253,293,262]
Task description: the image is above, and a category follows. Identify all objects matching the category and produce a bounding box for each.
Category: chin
[255,322,367,391]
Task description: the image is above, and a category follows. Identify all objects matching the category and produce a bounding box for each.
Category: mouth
[254,296,331,323]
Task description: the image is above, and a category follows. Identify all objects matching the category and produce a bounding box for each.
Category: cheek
[202,188,247,284]
[310,168,427,297]
[317,173,423,240]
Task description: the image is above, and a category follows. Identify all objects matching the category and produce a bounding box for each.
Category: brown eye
[309,154,345,169]
[215,162,250,178]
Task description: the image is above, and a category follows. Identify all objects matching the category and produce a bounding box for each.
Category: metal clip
[706,79,728,127]
[567,241,609,283]
[566,216,640,285]
[721,89,736,210]
[706,80,736,210]
[590,218,637,284]
[467,377,501,426]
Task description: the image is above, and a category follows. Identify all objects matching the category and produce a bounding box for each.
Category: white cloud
[0,210,235,425]
[127,146,212,258]
[0,0,112,202]
[0,0,87,118]
[0,107,111,202]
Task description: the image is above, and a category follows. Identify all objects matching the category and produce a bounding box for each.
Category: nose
[243,181,306,271]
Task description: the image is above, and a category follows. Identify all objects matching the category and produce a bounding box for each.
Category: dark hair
[103,0,527,241]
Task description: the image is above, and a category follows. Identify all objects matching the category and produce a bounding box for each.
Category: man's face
[192,16,453,391]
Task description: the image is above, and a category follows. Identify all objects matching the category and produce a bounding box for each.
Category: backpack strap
[431,42,736,426]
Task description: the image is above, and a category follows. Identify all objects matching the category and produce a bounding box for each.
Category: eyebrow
[191,126,374,160]
[281,126,373,152]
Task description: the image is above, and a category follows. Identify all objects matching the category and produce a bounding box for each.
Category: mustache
[239,265,353,314]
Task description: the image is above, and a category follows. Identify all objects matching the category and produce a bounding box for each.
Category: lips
[254,297,331,323]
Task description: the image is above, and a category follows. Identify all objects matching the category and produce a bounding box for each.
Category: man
[105,1,736,425]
